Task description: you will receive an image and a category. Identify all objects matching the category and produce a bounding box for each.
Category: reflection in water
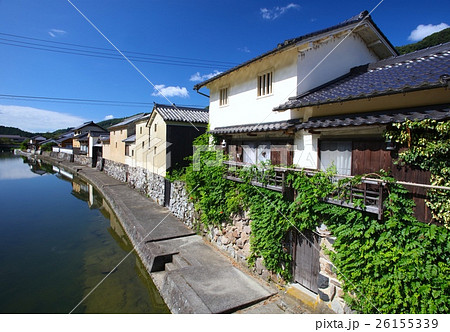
[0,153,169,313]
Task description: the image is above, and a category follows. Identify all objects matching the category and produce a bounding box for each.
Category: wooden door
[293,229,320,293]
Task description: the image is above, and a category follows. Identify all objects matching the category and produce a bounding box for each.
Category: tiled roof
[210,119,300,135]
[153,103,208,124]
[296,104,450,130]
[56,132,74,143]
[122,134,136,143]
[108,113,146,129]
[99,134,110,142]
[275,42,450,111]
[194,11,396,90]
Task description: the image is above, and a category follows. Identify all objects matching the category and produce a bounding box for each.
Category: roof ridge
[153,103,208,112]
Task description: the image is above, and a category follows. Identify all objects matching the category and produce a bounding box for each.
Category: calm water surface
[0,152,169,313]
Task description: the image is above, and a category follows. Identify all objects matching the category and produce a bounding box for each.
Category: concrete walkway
[41,157,288,313]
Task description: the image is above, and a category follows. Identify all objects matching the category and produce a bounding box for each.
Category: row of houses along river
[0,151,169,313]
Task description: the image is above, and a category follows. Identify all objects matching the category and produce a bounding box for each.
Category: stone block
[243,226,251,235]
[242,242,251,257]
[319,284,336,302]
[317,273,329,289]
[255,257,264,275]
[221,236,231,245]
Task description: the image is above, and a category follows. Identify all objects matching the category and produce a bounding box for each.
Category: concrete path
[44,158,277,313]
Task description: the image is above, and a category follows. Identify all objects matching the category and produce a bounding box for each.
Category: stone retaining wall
[316,227,351,314]
[146,172,165,206]
[50,151,73,162]
[103,159,128,182]
[102,159,165,206]
[168,181,197,228]
[74,154,91,166]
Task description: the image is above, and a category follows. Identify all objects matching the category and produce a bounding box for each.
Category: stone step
[164,262,178,272]
[172,254,191,268]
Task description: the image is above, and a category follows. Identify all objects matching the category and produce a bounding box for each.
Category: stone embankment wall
[74,154,91,166]
[103,159,166,206]
[315,229,349,314]
[49,151,73,162]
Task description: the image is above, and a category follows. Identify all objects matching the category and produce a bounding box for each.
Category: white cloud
[260,3,300,20]
[189,70,222,82]
[152,85,189,98]
[0,105,88,132]
[408,23,449,42]
[103,115,114,120]
[238,46,251,53]
[48,29,67,38]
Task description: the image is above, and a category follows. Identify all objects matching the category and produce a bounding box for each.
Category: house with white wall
[194,11,397,167]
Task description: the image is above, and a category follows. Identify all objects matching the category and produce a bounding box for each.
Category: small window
[154,123,157,132]
[115,142,117,148]
[132,150,134,157]
[219,87,228,106]
[154,146,157,155]
[140,127,143,135]
[142,141,144,149]
[257,71,273,97]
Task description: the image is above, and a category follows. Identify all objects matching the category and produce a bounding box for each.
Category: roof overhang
[210,119,301,135]
[295,104,450,130]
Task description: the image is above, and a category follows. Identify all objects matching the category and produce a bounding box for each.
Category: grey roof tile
[122,134,136,143]
[108,113,147,129]
[210,119,300,135]
[296,104,450,130]
[275,42,450,111]
[154,103,208,124]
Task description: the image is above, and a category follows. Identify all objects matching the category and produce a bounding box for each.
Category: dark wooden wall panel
[351,140,432,222]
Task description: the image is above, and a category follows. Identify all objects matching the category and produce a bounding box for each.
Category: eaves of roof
[210,119,301,135]
[296,104,450,130]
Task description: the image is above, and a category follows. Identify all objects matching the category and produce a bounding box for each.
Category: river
[0,152,169,314]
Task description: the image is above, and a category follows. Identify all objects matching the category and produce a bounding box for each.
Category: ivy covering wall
[181,132,449,314]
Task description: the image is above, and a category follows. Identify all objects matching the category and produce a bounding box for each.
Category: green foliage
[322,178,449,313]
[19,139,28,151]
[184,136,449,313]
[184,132,234,225]
[40,142,57,152]
[386,119,450,226]
[0,125,33,137]
[396,28,450,54]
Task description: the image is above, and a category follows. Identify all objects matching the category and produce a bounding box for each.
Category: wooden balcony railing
[223,160,385,219]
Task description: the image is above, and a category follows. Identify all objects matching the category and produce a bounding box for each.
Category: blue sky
[0,0,449,132]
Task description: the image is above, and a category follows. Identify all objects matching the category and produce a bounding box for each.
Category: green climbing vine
[385,119,450,227]
[183,132,449,313]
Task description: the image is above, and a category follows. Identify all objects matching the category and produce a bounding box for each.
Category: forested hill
[0,126,34,137]
[396,28,450,54]
[96,117,125,129]
[0,117,125,138]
